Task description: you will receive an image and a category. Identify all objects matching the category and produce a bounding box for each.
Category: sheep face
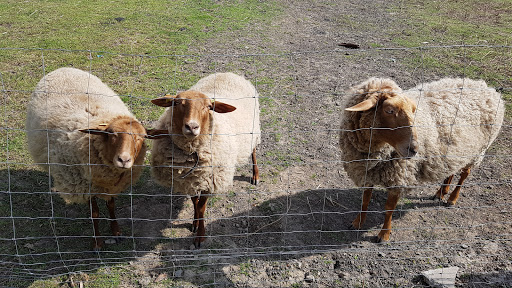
[346,80,418,158]
[151,91,236,139]
[80,117,147,169]
[375,95,418,158]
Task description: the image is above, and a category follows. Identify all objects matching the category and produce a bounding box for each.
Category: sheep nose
[184,122,200,135]
[118,156,131,164]
[408,140,419,156]
[116,154,132,168]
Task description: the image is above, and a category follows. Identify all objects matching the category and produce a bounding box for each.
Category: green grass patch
[389,0,512,87]
[0,0,279,55]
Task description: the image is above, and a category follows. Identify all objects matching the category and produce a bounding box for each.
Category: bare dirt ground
[2,0,511,287]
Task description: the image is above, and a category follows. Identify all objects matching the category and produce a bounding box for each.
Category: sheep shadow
[136,186,416,286]
[0,165,409,287]
[0,167,189,286]
[4,166,491,287]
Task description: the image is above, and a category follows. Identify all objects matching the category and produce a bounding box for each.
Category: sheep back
[151,72,261,196]
[26,67,145,204]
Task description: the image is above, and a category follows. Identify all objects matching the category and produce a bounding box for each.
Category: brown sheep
[150,72,261,247]
[340,77,504,242]
[26,67,158,250]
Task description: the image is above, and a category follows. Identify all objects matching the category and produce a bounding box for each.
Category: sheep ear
[145,129,169,139]
[151,95,177,107]
[345,97,378,112]
[210,100,236,113]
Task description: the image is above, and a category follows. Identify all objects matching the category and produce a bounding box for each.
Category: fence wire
[1,45,511,287]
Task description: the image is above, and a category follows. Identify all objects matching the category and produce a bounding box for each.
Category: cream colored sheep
[339,77,504,242]
[26,67,151,250]
[150,72,261,248]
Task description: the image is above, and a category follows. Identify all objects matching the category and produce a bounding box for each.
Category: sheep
[26,67,154,250]
[150,72,261,248]
[339,77,505,242]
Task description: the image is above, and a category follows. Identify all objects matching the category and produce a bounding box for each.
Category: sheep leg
[193,195,208,248]
[89,197,103,250]
[191,196,199,232]
[446,167,471,206]
[350,188,373,229]
[433,175,454,201]
[377,189,400,243]
[106,197,122,241]
[250,147,259,185]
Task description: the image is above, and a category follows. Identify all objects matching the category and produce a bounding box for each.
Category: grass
[389,0,512,88]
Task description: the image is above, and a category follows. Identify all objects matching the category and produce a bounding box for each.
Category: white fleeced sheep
[150,72,261,247]
[26,67,151,250]
[339,77,505,242]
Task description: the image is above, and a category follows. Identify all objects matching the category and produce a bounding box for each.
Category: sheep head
[346,78,418,158]
[80,117,149,169]
[151,90,236,139]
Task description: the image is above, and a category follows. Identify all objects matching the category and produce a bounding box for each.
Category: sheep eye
[385,109,395,115]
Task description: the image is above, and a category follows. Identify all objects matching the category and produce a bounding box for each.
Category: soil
[3,0,511,287]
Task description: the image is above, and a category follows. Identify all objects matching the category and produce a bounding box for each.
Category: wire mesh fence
[1,45,511,287]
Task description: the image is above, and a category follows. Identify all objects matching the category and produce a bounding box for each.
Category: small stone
[378,252,386,257]
[460,244,469,249]
[338,272,350,279]
[304,273,315,283]
[155,273,168,282]
[104,238,116,245]
[421,266,459,288]
[23,243,35,250]
[174,269,183,278]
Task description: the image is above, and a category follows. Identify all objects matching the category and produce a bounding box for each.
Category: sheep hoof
[194,241,201,249]
[376,231,391,243]
[250,178,259,186]
[375,236,389,243]
[444,201,455,207]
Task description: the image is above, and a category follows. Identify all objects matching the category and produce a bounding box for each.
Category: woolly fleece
[26,67,146,204]
[151,72,261,196]
[340,77,504,191]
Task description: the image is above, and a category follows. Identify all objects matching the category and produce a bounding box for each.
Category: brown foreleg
[433,175,454,201]
[191,196,199,232]
[377,189,400,243]
[446,167,471,206]
[106,197,121,239]
[193,195,209,248]
[89,197,103,250]
[351,188,373,229]
[250,147,259,185]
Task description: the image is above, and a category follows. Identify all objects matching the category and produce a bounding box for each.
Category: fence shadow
[3,167,505,287]
[1,166,412,287]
